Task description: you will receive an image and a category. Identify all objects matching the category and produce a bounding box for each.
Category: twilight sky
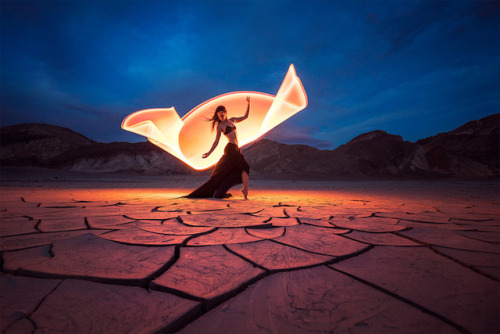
[1,0,499,149]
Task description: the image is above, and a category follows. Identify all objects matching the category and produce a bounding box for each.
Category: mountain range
[1,113,498,179]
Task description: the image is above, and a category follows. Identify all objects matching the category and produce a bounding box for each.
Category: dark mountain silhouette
[243,114,499,178]
[0,123,94,166]
[0,123,191,174]
[1,114,498,178]
[243,131,417,178]
[48,141,192,175]
[416,114,499,176]
[318,130,417,177]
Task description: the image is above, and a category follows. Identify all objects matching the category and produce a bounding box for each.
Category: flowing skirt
[186,143,250,198]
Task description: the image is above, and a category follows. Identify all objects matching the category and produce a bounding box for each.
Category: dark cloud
[375,1,451,55]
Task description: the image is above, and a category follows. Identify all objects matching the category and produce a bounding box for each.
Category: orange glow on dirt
[121,65,307,170]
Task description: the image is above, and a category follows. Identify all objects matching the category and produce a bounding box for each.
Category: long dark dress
[186,143,250,198]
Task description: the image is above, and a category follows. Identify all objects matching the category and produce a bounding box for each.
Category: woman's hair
[207,105,227,131]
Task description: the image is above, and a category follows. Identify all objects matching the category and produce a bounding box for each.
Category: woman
[186,96,251,199]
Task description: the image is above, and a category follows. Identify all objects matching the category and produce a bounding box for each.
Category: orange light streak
[121,64,307,170]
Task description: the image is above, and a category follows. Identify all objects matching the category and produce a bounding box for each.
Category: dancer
[186,97,251,199]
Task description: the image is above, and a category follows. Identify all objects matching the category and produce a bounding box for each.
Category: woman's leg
[241,171,249,200]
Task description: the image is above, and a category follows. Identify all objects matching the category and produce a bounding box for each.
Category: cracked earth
[1,182,499,333]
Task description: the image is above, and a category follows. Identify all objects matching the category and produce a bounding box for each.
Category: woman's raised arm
[232,96,250,123]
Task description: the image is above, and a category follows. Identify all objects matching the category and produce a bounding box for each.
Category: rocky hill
[0,123,94,166]
[243,132,418,178]
[243,113,499,178]
[0,124,192,174]
[48,141,192,175]
[416,114,499,177]
[1,114,498,178]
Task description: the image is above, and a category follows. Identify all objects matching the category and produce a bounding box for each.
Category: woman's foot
[242,188,248,200]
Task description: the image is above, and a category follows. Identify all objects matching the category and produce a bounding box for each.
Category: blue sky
[1,0,499,149]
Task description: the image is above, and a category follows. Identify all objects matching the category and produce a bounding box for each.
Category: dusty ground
[0,175,499,333]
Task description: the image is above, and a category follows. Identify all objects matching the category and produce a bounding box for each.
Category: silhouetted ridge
[0,123,94,166]
[417,113,500,171]
[49,141,191,174]
[1,113,498,178]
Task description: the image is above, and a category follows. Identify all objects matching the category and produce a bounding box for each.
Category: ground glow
[121,65,307,170]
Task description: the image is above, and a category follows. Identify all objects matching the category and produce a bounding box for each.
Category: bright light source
[122,64,307,170]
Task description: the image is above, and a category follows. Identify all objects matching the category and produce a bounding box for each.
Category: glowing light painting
[122,64,307,170]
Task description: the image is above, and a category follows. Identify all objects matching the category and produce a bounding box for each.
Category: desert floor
[1,173,499,333]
